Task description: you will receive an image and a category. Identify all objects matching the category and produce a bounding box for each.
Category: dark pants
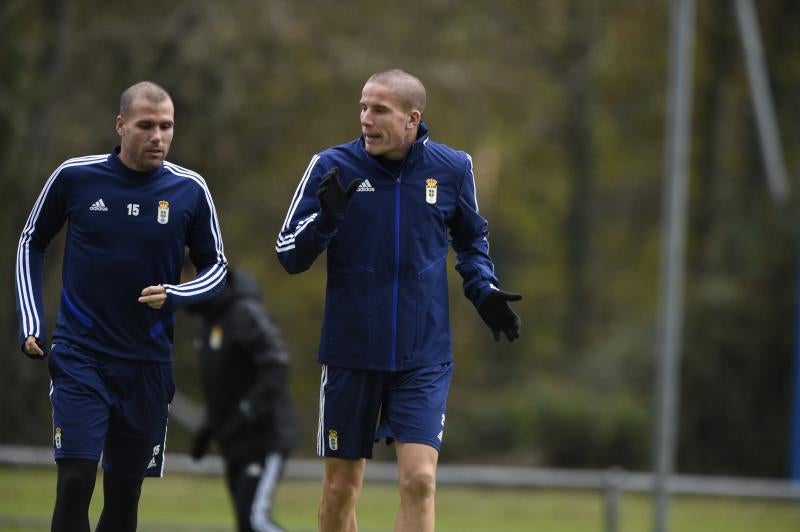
[224,451,288,532]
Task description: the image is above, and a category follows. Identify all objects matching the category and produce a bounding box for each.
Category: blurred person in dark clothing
[186,267,297,532]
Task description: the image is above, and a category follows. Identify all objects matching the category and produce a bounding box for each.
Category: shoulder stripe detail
[163,161,227,265]
[281,154,320,233]
[20,155,107,241]
[16,155,107,338]
[161,161,227,299]
[465,153,479,213]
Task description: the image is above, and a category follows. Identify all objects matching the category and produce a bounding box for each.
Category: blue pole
[791,232,800,482]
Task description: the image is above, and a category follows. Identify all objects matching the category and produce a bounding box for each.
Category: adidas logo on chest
[356,179,375,192]
[89,198,109,211]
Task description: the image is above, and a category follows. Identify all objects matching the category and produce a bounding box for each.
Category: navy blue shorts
[47,342,175,479]
[316,362,453,459]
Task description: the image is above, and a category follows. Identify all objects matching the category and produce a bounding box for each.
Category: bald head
[119,81,172,118]
[367,69,426,115]
[115,81,175,172]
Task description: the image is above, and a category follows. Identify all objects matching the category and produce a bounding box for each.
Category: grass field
[1,465,800,531]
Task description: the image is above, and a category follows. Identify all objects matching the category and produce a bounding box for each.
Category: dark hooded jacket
[186,268,297,459]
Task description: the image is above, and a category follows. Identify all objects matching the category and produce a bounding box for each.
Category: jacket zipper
[391,172,402,371]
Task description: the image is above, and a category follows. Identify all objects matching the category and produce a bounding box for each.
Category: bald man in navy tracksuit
[276,69,521,532]
[15,81,227,532]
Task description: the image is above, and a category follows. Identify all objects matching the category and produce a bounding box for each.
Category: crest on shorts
[54,427,62,449]
[328,429,339,451]
[157,200,170,224]
[426,178,438,205]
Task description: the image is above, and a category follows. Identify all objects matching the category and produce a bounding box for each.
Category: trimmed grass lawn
[1,465,799,531]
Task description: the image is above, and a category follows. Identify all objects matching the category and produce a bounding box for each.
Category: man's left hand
[478,289,522,342]
[23,335,46,359]
[139,285,167,309]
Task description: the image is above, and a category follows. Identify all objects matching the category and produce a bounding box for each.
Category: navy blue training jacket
[276,124,500,371]
[15,148,227,363]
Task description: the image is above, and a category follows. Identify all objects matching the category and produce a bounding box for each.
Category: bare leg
[318,457,365,532]
[394,442,438,532]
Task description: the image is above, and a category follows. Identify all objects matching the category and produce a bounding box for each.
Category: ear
[407,109,421,129]
[115,115,125,136]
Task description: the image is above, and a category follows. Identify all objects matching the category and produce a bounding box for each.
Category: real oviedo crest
[157,200,170,224]
[425,178,438,205]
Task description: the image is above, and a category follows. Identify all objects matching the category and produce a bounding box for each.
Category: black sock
[95,471,144,532]
[51,459,98,532]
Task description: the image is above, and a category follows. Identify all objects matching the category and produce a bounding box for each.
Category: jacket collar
[405,122,430,165]
[108,146,164,181]
[359,122,430,174]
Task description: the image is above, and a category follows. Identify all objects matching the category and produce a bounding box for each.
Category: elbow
[213,272,228,294]
[284,262,312,275]
[286,265,310,275]
[276,252,311,275]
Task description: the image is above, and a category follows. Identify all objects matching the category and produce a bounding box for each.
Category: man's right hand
[23,335,45,359]
[316,167,363,232]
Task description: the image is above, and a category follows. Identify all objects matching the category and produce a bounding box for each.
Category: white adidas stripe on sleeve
[16,155,107,339]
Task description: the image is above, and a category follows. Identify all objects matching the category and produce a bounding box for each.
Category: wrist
[475,285,498,310]
[317,211,340,234]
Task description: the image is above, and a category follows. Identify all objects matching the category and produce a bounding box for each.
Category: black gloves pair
[317,167,362,232]
[317,166,522,343]
[478,289,522,342]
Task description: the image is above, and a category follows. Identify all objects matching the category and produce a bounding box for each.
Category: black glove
[478,289,522,342]
[316,167,363,232]
[190,424,213,461]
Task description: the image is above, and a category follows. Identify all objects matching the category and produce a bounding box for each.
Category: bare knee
[319,467,363,532]
[321,459,364,509]
[399,468,436,502]
[322,474,362,505]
